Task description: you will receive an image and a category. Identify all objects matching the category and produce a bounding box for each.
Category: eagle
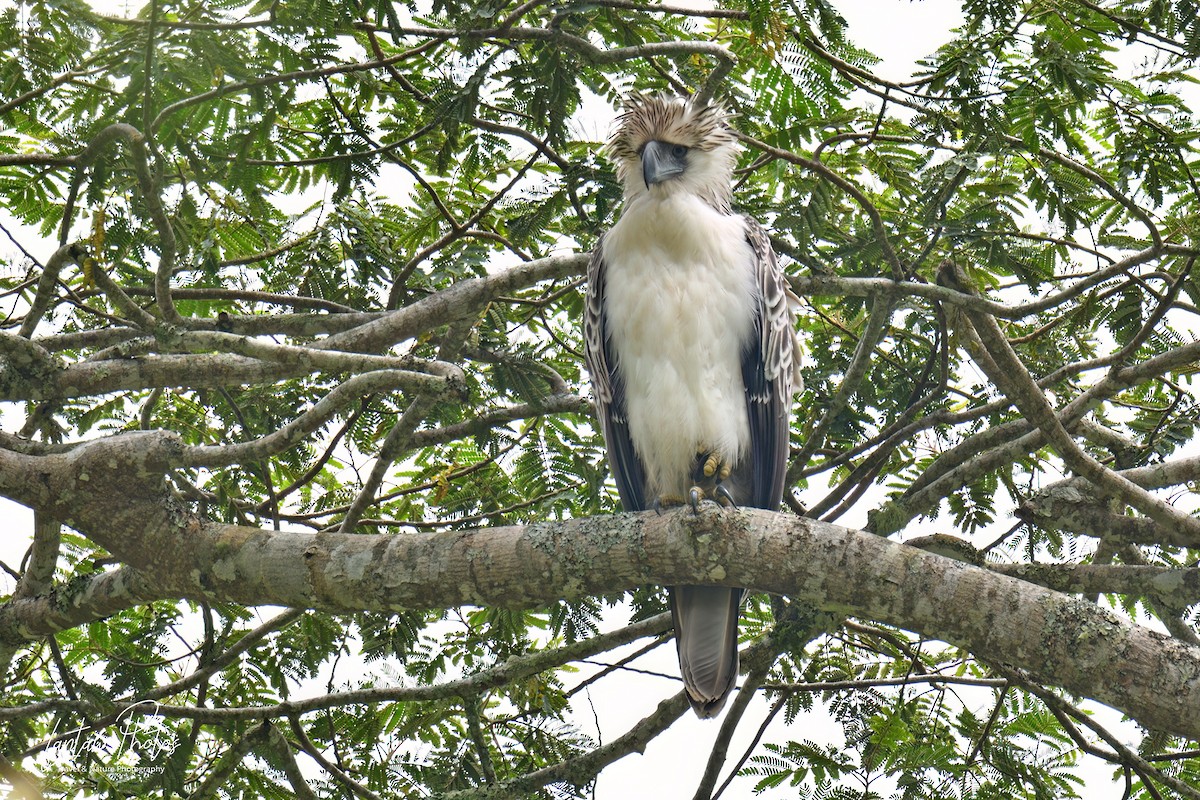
[584,93,801,718]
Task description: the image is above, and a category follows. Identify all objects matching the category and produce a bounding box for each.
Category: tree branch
[4,431,1200,740]
[337,315,476,532]
[939,261,1200,541]
[321,251,587,354]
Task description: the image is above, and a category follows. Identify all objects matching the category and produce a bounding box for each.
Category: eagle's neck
[622,180,733,216]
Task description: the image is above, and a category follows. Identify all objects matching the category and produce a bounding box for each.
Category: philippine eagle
[584,93,801,718]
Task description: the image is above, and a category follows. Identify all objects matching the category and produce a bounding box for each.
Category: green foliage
[2,0,1200,797]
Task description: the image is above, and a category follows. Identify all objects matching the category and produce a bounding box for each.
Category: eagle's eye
[670,144,688,158]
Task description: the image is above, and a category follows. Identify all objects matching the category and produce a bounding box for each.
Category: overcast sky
[0,2,1142,797]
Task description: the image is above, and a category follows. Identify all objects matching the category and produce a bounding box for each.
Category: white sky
[0,1,1167,797]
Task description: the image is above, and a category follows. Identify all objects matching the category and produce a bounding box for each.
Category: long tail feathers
[669,585,744,718]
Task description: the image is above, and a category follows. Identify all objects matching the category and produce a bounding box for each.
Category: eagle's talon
[714,484,737,508]
[688,486,704,513]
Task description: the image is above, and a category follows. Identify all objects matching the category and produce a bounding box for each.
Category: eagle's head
[606,92,739,210]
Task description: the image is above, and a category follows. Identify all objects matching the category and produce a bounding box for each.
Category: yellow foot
[693,450,737,508]
[698,451,732,481]
[653,494,686,514]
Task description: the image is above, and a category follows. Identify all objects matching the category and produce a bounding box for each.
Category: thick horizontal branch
[159,513,1200,740]
[3,431,1199,741]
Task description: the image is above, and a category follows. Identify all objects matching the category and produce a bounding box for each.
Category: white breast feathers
[601,193,757,500]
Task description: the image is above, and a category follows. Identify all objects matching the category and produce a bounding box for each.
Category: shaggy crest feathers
[607,92,735,160]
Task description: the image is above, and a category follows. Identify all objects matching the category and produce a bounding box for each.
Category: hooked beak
[641,140,686,188]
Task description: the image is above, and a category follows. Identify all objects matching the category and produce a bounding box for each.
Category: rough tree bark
[2,429,1198,740]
